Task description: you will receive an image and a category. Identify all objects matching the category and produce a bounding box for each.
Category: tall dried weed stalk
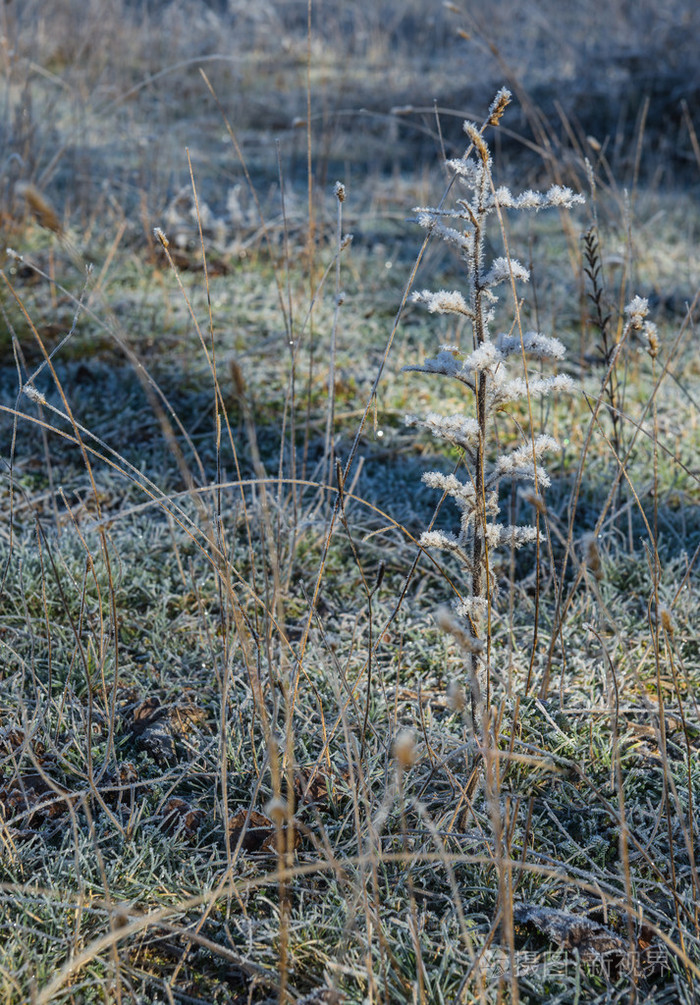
[403,89,583,737]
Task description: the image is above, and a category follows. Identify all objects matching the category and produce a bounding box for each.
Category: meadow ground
[1,2,699,1002]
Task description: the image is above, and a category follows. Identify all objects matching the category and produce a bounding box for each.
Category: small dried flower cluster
[403,91,582,679]
[624,295,659,359]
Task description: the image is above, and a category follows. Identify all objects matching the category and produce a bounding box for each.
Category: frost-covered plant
[403,89,583,722]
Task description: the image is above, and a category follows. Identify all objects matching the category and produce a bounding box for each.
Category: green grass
[1,3,700,1004]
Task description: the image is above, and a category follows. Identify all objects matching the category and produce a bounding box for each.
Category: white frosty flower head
[492,372,575,406]
[625,295,649,330]
[483,257,530,287]
[499,524,540,548]
[487,184,584,213]
[454,596,489,621]
[422,471,477,509]
[493,434,560,487]
[495,331,566,360]
[511,189,544,210]
[492,186,515,208]
[23,384,47,405]
[426,412,480,445]
[482,522,539,549]
[334,181,346,202]
[484,523,505,548]
[545,185,585,208]
[412,289,472,316]
[418,530,460,552]
[402,349,463,379]
[446,158,481,187]
[407,412,480,449]
[415,211,436,230]
[393,728,418,768]
[463,341,504,374]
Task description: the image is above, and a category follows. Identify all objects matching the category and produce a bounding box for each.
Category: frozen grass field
[1,2,699,1002]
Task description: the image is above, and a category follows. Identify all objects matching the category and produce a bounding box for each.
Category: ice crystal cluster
[404,89,583,646]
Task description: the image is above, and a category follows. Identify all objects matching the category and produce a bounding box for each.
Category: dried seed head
[23,384,47,406]
[16,182,62,234]
[644,322,660,359]
[658,605,674,636]
[230,359,247,398]
[520,488,547,515]
[334,181,346,203]
[463,121,490,164]
[624,295,649,331]
[447,680,467,712]
[437,606,484,653]
[112,906,132,930]
[583,533,604,581]
[393,729,418,768]
[488,88,512,126]
[265,797,288,824]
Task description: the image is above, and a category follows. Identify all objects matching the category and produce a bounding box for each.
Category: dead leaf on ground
[294,764,350,810]
[125,696,176,764]
[0,771,75,835]
[227,809,301,854]
[128,696,166,734]
[102,762,139,806]
[170,692,209,736]
[159,797,204,839]
[228,809,276,852]
[513,903,627,961]
[139,720,176,764]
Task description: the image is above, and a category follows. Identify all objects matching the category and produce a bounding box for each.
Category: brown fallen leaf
[0,771,75,833]
[294,764,351,810]
[227,809,275,852]
[227,809,301,854]
[294,767,331,807]
[129,696,166,734]
[160,797,204,839]
[126,696,176,764]
[102,762,140,807]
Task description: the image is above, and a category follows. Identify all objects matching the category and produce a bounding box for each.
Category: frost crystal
[419,530,460,551]
[624,296,649,329]
[454,596,489,620]
[412,289,472,316]
[463,342,504,373]
[422,471,476,507]
[402,350,462,379]
[483,257,530,286]
[495,331,566,360]
[406,412,480,448]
